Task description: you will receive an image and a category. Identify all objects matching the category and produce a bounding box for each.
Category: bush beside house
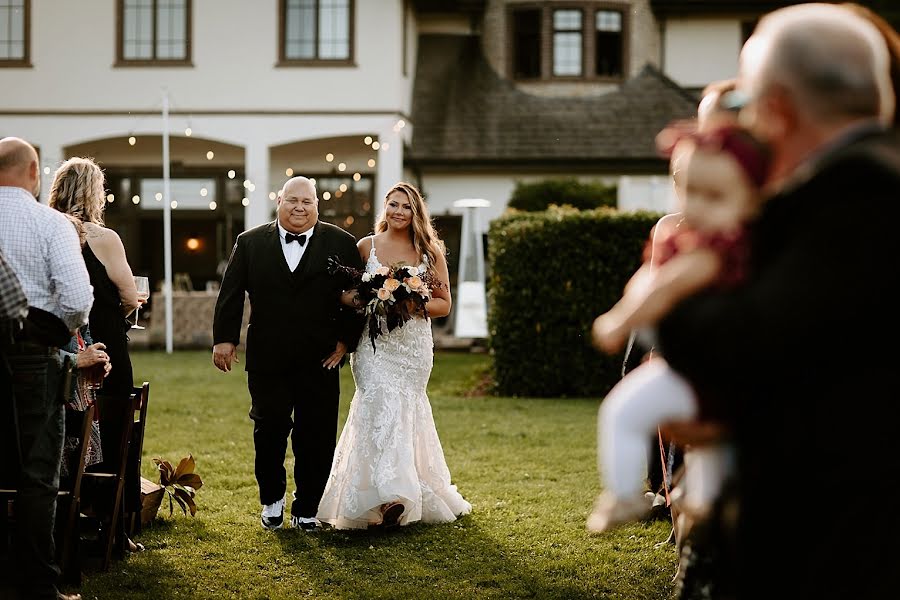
[487,206,662,397]
[507,179,618,212]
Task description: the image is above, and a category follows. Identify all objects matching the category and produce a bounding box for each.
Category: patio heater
[452,198,490,339]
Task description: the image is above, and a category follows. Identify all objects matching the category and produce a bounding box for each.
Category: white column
[36,140,65,204]
[375,124,404,221]
[244,141,272,228]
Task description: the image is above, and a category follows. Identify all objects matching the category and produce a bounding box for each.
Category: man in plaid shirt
[0,137,92,600]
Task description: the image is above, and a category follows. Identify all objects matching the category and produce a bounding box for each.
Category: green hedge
[487,206,663,398]
[507,178,617,212]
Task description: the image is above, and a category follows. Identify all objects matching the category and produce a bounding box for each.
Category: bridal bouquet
[328,256,443,350]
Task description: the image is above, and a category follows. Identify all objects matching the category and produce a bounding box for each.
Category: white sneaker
[261,497,285,530]
[291,515,321,531]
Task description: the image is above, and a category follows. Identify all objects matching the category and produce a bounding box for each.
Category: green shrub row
[487,206,663,398]
[507,178,617,212]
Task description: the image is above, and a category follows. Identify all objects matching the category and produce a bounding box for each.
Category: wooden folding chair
[56,403,96,584]
[81,388,141,570]
[125,382,150,538]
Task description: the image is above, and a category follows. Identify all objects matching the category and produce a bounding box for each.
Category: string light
[206,151,215,160]
[155,192,163,201]
[353,173,361,181]
[309,178,317,186]
[382,143,390,151]
[367,159,376,168]
[364,136,373,145]
[128,136,136,146]
[397,119,406,129]
[200,188,208,197]
[227,170,236,179]
[269,192,277,200]
[42,166,50,175]
[243,180,251,188]
[132,195,140,204]
[107,194,115,203]
[171,200,178,209]
[371,141,381,150]
[335,190,343,198]
[285,167,294,177]
[247,183,256,192]
[185,127,192,137]
[339,183,348,192]
[338,162,346,172]
[209,201,217,210]
[241,197,249,206]
[325,153,334,162]
[322,191,332,200]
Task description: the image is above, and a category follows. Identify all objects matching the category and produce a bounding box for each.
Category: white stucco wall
[663,18,742,88]
[1,0,411,114]
[420,172,673,234]
[0,1,412,228]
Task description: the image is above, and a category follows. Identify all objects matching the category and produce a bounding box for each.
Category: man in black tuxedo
[657,5,899,598]
[212,176,363,531]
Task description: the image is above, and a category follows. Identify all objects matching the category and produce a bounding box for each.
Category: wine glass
[132,276,150,330]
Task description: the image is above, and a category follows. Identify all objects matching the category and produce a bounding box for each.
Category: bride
[316,182,471,529]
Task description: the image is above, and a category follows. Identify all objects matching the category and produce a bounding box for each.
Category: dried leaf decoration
[153,454,203,517]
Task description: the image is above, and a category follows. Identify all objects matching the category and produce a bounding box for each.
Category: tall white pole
[162,89,174,354]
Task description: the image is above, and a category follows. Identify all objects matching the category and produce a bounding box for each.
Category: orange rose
[406,275,424,290]
[375,266,390,276]
[384,278,400,292]
[377,288,391,301]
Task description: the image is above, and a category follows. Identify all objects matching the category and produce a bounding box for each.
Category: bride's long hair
[374,182,445,270]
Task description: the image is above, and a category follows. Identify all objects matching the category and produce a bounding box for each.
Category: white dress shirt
[0,186,93,330]
[277,221,314,272]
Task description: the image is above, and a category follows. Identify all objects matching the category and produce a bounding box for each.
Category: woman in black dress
[49,157,144,554]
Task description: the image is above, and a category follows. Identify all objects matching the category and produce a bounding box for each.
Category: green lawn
[76,350,678,599]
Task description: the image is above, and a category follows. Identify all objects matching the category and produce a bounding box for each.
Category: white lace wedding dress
[316,245,471,529]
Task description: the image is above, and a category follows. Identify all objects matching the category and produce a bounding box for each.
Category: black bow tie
[285,232,307,245]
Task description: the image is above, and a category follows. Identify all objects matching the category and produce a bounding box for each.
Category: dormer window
[509,3,627,82]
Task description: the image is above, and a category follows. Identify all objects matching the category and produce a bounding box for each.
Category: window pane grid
[156,0,186,59]
[596,10,621,32]
[122,0,188,62]
[553,9,581,31]
[595,9,623,77]
[553,32,582,76]
[0,0,25,61]
[284,0,350,61]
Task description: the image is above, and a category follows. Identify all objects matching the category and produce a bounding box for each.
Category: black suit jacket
[658,126,900,599]
[213,220,364,373]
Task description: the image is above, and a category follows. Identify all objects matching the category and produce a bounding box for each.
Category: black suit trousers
[247,363,340,517]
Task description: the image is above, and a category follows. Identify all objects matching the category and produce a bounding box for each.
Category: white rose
[362,272,372,282]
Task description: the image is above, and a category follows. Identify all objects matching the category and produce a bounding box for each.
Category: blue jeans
[5,343,64,600]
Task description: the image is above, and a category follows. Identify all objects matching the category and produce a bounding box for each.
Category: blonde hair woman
[49,156,146,552]
[317,181,471,530]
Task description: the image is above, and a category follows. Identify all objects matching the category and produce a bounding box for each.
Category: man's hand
[213,342,239,372]
[323,341,347,370]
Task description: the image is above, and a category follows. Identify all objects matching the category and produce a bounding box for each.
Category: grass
[76,350,678,600]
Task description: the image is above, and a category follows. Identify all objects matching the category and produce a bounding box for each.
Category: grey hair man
[657,4,900,599]
[0,136,92,600]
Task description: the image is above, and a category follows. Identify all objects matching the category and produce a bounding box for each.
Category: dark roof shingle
[409,35,699,169]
